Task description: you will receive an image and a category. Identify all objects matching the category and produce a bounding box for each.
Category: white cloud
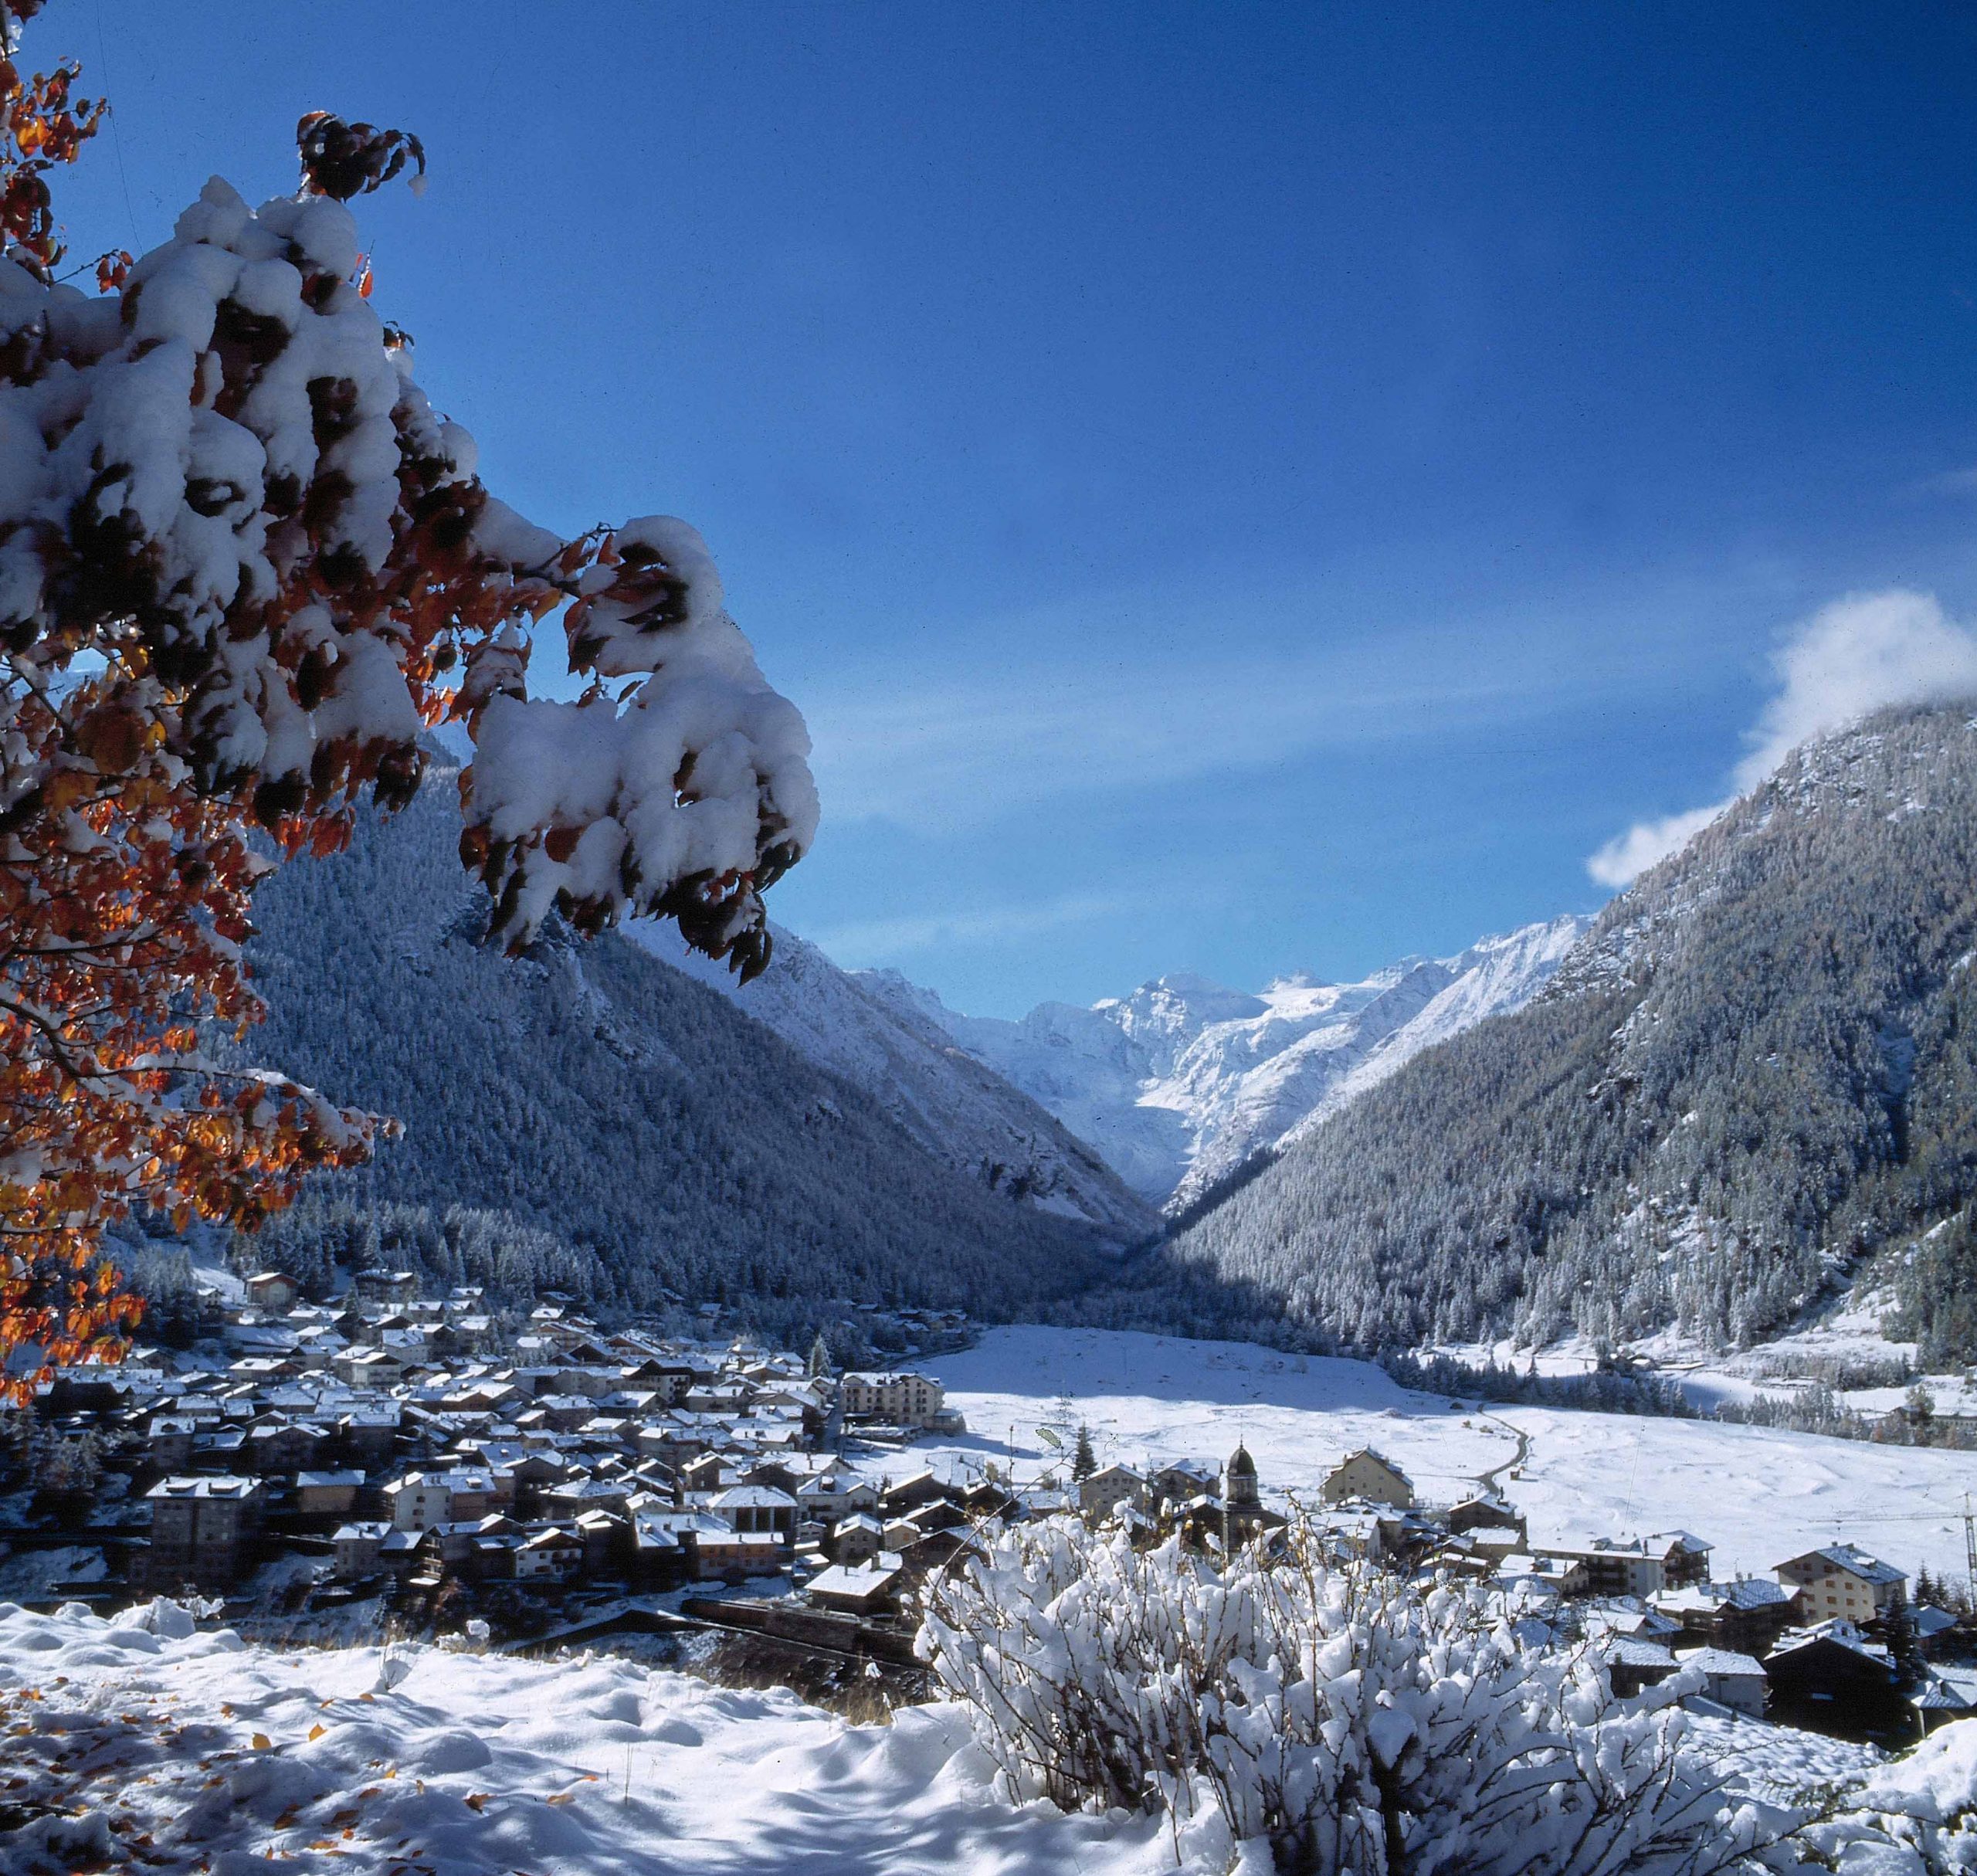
[1585,802,1728,889]
[1586,589,1977,887]
[1733,589,1977,789]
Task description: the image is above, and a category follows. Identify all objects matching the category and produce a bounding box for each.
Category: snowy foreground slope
[0,1601,1222,1876]
[862,917,1588,1209]
[927,1327,1977,1582]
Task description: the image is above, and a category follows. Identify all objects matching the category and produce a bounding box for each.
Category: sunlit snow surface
[0,1600,1236,1875]
[924,1327,1977,1581]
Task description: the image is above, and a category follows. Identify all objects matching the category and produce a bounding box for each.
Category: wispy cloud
[806,891,1144,965]
[799,577,1687,833]
[1586,589,1977,887]
[1904,464,1977,502]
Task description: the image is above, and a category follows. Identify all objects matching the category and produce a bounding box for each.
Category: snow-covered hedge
[919,1518,1795,1876]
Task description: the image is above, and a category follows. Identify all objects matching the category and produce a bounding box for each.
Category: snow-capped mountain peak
[873,914,1592,1212]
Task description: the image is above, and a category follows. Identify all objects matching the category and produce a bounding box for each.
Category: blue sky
[49,0,1977,1015]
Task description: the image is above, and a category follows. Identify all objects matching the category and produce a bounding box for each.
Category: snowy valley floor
[924,1326,1977,1582]
[7,1323,1972,1875]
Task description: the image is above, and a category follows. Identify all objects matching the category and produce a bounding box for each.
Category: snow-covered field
[0,1600,1227,1876]
[924,1327,1977,1582]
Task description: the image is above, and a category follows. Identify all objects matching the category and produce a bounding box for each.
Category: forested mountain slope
[863,918,1585,1209]
[1141,704,1977,1357]
[226,762,1112,1326]
[628,921,1155,1240]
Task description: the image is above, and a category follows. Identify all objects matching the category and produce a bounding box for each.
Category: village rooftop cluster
[3,1267,1971,1745]
[8,1268,982,1647]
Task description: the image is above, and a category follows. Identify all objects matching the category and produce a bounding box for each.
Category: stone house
[1319,1449,1415,1509]
[144,1476,265,1588]
[333,1521,388,1579]
[1079,1464,1150,1522]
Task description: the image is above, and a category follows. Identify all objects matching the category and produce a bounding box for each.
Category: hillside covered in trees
[1094,704,1977,1360]
[214,757,1114,1337]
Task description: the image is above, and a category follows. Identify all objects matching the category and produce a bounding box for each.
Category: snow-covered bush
[919,1517,1789,1875]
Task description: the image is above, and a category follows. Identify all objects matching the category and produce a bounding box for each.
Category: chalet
[295,1469,364,1518]
[544,1475,633,1519]
[1446,1494,1524,1541]
[575,1507,622,1575]
[829,1511,886,1565]
[693,1527,787,1581]
[839,1372,946,1427]
[385,1473,456,1532]
[1916,1666,1977,1734]
[880,1469,952,1515]
[335,1346,405,1390]
[711,1484,798,1540]
[1457,1524,1528,1566]
[1652,1578,1799,1657]
[1319,1449,1414,1510]
[1676,1647,1768,1717]
[354,1268,421,1306]
[1915,1606,1962,1656]
[1765,1630,1906,1743]
[1150,1459,1218,1507]
[1605,1634,1680,1699]
[147,1414,200,1471]
[246,1271,302,1314]
[1535,1539,1664,1600]
[515,1527,583,1582]
[340,1405,401,1466]
[1644,1532,1713,1589]
[1498,1554,1587,1600]
[795,1474,880,1524]
[246,1419,327,1475]
[807,1557,904,1616]
[1775,1547,1907,1626]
